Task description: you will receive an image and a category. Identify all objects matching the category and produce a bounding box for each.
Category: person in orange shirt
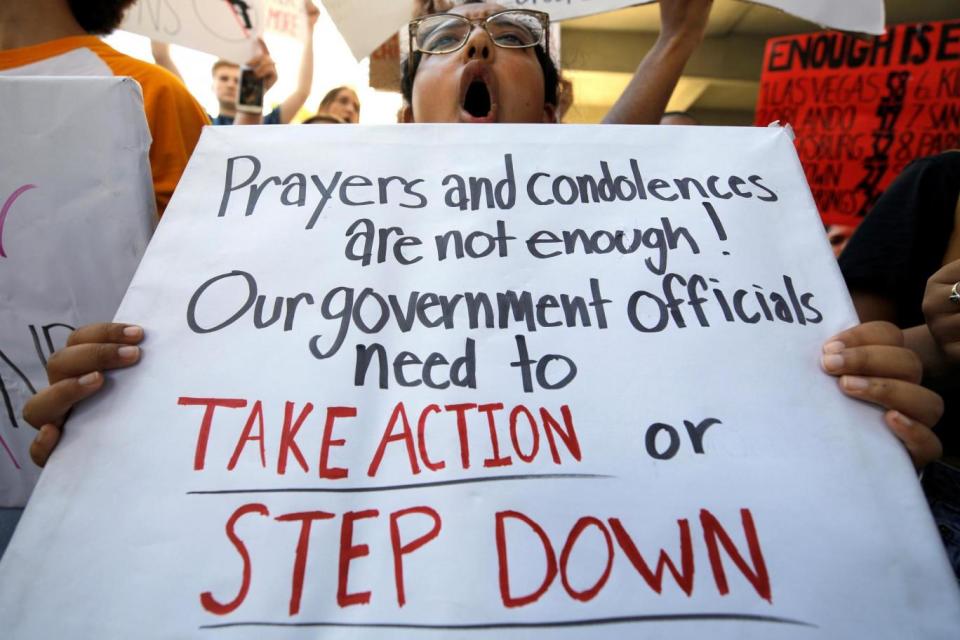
[0,0,208,558]
[0,0,209,216]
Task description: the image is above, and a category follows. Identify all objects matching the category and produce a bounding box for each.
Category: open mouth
[463,79,492,119]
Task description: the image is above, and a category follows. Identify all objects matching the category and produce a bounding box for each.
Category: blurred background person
[152,0,319,125]
[315,86,360,123]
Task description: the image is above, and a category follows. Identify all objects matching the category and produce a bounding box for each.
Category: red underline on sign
[200,613,817,631]
[186,473,612,495]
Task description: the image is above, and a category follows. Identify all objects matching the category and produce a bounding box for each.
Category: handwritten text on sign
[0,125,957,639]
[755,20,960,227]
[121,0,263,63]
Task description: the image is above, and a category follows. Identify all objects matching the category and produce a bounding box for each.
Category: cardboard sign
[755,20,960,227]
[322,0,884,61]
[369,34,402,94]
[1,124,958,638]
[121,0,264,63]
[0,77,155,507]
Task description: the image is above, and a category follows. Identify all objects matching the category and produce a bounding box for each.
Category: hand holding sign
[4,124,958,638]
[0,77,155,506]
[22,319,944,470]
[819,321,943,468]
[21,324,144,467]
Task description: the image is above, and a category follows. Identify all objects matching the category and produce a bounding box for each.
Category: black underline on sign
[200,612,817,631]
[186,473,614,496]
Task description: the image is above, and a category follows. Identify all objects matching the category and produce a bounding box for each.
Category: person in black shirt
[839,150,960,579]
[840,151,960,458]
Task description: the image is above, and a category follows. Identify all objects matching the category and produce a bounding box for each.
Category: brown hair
[211,59,240,76]
[318,86,358,112]
[67,0,137,35]
[303,114,346,124]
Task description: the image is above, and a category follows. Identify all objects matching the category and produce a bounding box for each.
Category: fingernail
[842,375,870,391]
[823,340,845,354]
[890,411,913,429]
[821,353,844,372]
[123,325,143,339]
[118,346,140,360]
[78,372,100,386]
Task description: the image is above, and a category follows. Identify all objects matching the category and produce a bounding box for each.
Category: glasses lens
[416,15,470,53]
[487,11,543,48]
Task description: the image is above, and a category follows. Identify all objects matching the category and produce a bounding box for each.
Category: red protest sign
[755,21,960,227]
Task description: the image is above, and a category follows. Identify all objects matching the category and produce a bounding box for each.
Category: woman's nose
[461,24,495,63]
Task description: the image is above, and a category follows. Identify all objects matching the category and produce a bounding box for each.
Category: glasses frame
[407,9,551,76]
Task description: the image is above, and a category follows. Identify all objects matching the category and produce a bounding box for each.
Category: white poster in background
[1,124,958,638]
[0,77,155,507]
[323,0,884,61]
[263,0,310,42]
[120,0,265,63]
[321,0,416,62]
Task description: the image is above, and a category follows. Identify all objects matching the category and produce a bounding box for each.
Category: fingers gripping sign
[820,321,944,469]
[22,323,145,467]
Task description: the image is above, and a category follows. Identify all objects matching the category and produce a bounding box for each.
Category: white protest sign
[0,124,957,638]
[321,0,415,61]
[121,0,264,63]
[0,77,155,507]
[263,0,310,41]
[323,0,884,61]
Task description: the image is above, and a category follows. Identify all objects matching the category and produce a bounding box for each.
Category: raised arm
[602,0,712,125]
[150,40,183,81]
[277,0,319,124]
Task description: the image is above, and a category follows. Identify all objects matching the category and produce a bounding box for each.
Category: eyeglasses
[408,9,550,61]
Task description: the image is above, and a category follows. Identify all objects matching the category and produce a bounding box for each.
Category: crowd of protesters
[0,0,958,579]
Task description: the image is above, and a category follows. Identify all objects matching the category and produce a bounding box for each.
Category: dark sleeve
[262,106,283,125]
[839,152,960,328]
